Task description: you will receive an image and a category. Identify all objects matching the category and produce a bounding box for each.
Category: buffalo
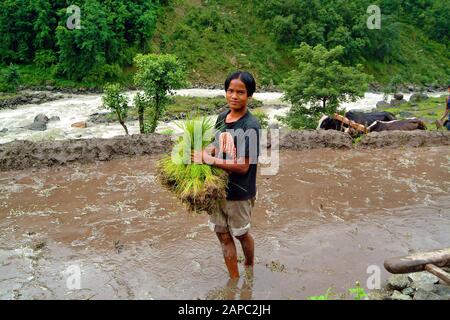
[368,119,427,132]
[318,111,396,131]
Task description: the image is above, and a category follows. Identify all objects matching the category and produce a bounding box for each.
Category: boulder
[23,113,50,131]
[390,99,407,107]
[409,93,429,103]
[431,284,450,299]
[401,287,415,296]
[387,274,411,290]
[367,289,391,300]
[24,122,47,131]
[376,101,391,109]
[71,121,87,129]
[0,128,8,134]
[34,114,49,124]
[413,288,446,300]
[394,93,404,100]
[49,116,60,122]
[408,272,440,286]
[391,290,412,300]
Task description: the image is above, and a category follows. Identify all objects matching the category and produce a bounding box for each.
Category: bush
[1,64,21,92]
[252,110,269,129]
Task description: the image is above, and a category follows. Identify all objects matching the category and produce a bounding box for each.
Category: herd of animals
[317,111,428,135]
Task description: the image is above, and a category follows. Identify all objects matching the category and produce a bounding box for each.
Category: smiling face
[226,78,250,111]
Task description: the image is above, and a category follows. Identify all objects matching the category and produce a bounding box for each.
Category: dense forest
[0,0,449,90]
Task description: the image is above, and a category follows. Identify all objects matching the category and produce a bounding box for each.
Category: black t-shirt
[214,110,261,201]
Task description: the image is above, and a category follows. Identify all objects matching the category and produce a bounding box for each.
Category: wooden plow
[333,113,370,134]
[384,248,450,285]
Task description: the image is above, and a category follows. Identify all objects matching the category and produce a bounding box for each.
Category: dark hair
[224,71,256,97]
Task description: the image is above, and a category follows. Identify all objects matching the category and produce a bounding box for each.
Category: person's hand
[219,132,236,160]
[191,150,204,164]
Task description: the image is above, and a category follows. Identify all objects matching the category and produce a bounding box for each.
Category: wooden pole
[333,114,369,134]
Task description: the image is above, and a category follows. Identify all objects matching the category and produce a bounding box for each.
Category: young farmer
[192,71,261,279]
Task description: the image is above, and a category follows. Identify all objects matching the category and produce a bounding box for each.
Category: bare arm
[206,155,251,175]
[193,146,251,175]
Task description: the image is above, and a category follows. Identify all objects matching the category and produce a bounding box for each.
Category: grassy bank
[378,95,448,130]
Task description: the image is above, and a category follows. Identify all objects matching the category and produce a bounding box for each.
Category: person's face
[226,79,250,111]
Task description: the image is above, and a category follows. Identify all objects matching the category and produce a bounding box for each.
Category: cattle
[318,111,396,131]
[368,118,427,132]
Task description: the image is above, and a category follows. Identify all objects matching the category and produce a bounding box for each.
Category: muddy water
[0,147,449,300]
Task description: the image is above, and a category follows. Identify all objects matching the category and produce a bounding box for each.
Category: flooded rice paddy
[0,147,449,299]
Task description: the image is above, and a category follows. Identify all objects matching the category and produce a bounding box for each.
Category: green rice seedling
[156,116,228,214]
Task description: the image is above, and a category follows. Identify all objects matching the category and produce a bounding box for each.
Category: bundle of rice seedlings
[156,117,228,214]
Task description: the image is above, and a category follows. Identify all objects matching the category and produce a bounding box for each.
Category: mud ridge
[0,134,172,171]
[0,130,449,171]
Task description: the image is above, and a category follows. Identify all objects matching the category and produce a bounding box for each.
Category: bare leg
[236,232,254,267]
[216,232,239,279]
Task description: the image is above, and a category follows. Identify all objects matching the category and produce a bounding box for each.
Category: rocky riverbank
[1,130,449,172]
[369,270,450,300]
[0,91,69,109]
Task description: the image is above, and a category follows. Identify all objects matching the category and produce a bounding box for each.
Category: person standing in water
[192,71,261,279]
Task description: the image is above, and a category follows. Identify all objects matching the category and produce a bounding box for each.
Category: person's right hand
[219,132,236,160]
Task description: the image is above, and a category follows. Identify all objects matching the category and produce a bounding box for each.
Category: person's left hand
[191,150,204,164]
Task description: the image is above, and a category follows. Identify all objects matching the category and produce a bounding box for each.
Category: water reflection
[206,267,254,300]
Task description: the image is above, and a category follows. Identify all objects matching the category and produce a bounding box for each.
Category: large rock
[390,99,407,107]
[0,128,8,134]
[367,289,391,300]
[387,274,411,290]
[408,272,440,286]
[402,287,415,296]
[431,284,450,299]
[34,114,49,124]
[394,93,404,101]
[413,288,446,300]
[24,113,50,131]
[376,101,391,109]
[71,121,87,128]
[391,290,412,300]
[48,116,60,122]
[409,93,429,103]
[24,123,47,131]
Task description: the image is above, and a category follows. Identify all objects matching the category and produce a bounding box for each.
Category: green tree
[1,63,21,92]
[133,54,187,133]
[281,43,371,129]
[102,83,130,135]
[133,92,152,134]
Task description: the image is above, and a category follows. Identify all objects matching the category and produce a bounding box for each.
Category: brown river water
[0,147,449,300]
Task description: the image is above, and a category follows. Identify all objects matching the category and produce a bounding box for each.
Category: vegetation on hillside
[0,0,448,91]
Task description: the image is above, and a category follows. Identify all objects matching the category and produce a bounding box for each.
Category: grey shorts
[208,197,256,237]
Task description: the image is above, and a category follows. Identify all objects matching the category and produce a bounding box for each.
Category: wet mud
[0,147,449,299]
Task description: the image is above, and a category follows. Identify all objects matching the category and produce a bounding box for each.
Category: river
[0,89,446,145]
